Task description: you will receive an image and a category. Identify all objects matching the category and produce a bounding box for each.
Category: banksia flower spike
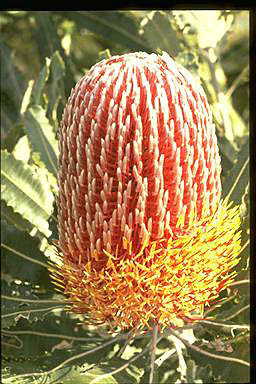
[51,51,241,331]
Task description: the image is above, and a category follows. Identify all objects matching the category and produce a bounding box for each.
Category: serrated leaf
[186,359,214,383]
[1,221,50,284]
[49,50,66,84]
[47,50,66,122]
[1,123,25,153]
[81,367,117,384]
[217,133,237,166]
[1,280,40,329]
[42,366,95,384]
[23,105,58,177]
[2,360,35,384]
[140,11,180,56]
[173,11,233,49]
[12,135,31,163]
[1,201,34,233]
[2,307,113,361]
[31,57,51,105]
[1,150,53,237]
[2,322,127,384]
[222,137,249,204]
[57,11,148,52]
[96,49,112,63]
[83,357,142,384]
[0,41,25,139]
[33,12,64,60]
[175,50,200,79]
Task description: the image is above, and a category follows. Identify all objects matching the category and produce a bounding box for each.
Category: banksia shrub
[51,51,241,331]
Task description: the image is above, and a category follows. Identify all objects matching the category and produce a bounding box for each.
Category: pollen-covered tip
[52,51,241,330]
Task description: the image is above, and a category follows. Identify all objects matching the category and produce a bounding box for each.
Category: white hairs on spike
[103,200,108,214]
[128,212,133,229]
[121,91,127,111]
[117,167,122,182]
[147,217,152,234]
[110,122,116,141]
[96,163,104,179]
[96,238,101,252]
[165,211,170,228]
[125,142,131,158]
[121,215,126,232]
[117,191,122,205]
[86,221,92,235]
[117,203,122,220]
[112,209,117,225]
[106,242,111,254]
[103,230,108,247]
[108,177,113,194]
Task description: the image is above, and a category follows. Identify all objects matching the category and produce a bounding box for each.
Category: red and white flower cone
[51,51,241,330]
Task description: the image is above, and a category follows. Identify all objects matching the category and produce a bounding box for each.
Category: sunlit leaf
[172,11,234,49]
[12,135,31,163]
[139,11,180,57]
[0,41,25,139]
[47,50,66,123]
[1,201,34,233]
[1,221,50,284]
[1,150,54,237]
[24,105,58,177]
[222,137,249,204]
[30,56,51,106]
[1,280,40,329]
[56,11,149,52]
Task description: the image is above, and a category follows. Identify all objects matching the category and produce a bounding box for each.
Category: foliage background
[1,10,249,384]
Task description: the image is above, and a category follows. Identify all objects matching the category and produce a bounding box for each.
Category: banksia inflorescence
[51,51,241,331]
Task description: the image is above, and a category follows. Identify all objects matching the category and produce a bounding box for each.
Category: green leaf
[175,50,200,79]
[2,360,35,384]
[57,11,149,52]
[12,135,31,163]
[82,357,142,384]
[172,11,234,49]
[0,41,25,138]
[30,57,51,105]
[96,49,112,63]
[47,50,66,122]
[186,360,214,383]
[80,367,117,384]
[140,11,180,56]
[2,315,128,383]
[217,133,237,166]
[1,280,40,329]
[2,305,113,360]
[1,221,50,284]
[1,150,54,237]
[23,105,58,177]
[1,124,25,153]
[33,11,64,60]
[222,137,249,205]
[1,201,34,233]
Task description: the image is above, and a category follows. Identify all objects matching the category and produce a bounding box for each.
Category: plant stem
[168,328,249,367]
[149,324,158,384]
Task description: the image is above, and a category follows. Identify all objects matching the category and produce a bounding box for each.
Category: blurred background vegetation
[1,10,249,384]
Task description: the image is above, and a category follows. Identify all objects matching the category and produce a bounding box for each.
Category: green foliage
[0,41,25,139]
[24,105,58,177]
[56,11,149,53]
[1,10,249,384]
[1,150,54,237]
[139,11,181,57]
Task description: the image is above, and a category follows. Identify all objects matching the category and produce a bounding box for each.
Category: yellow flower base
[50,198,241,331]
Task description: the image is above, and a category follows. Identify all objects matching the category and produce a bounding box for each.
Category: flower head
[51,51,241,330]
